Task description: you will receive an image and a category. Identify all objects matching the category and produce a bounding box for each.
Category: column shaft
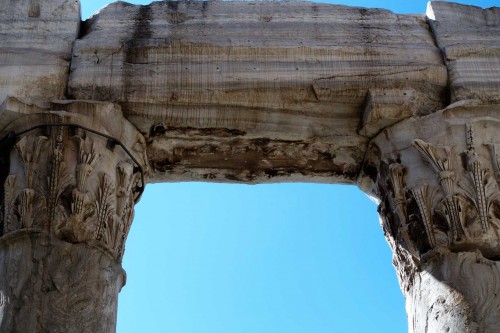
[0,98,147,332]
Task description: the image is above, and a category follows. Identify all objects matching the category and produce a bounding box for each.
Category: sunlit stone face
[0,290,7,327]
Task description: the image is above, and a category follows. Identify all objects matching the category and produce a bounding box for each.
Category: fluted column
[0,98,147,332]
[359,101,500,333]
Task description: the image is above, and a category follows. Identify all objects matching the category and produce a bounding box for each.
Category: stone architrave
[0,98,147,332]
[68,0,448,184]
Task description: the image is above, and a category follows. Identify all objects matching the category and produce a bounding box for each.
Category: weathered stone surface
[0,97,147,259]
[427,2,500,103]
[0,98,147,331]
[360,101,500,256]
[408,250,500,333]
[0,0,80,103]
[359,100,500,332]
[0,1,499,332]
[68,1,447,183]
[0,231,124,333]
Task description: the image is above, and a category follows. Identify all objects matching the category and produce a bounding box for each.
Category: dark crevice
[425,16,452,107]
[484,255,500,261]
[0,132,16,237]
[149,125,247,138]
[78,17,94,40]
[446,246,500,263]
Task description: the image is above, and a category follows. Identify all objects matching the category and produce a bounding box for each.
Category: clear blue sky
[79,1,498,333]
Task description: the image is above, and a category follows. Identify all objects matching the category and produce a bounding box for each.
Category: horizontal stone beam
[67,1,448,183]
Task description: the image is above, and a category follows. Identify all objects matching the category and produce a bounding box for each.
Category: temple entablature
[0,0,499,332]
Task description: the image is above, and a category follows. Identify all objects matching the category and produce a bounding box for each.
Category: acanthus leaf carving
[75,136,100,191]
[362,105,500,333]
[411,185,437,248]
[413,139,449,177]
[14,135,49,229]
[18,188,35,229]
[58,136,102,241]
[487,143,500,183]
[3,175,18,234]
[389,163,407,222]
[48,126,63,223]
[95,173,116,247]
[48,126,73,231]
[442,194,468,241]
[116,162,141,259]
[71,190,86,217]
[376,122,500,256]
[15,135,48,189]
[412,139,466,241]
[57,189,96,243]
[387,163,416,254]
[116,162,134,219]
[459,124,500,233]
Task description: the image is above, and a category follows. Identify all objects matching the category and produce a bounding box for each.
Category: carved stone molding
[0,97,148,332]
[359,101,500,332]
[0,98,147,261]
[360,102,500,259]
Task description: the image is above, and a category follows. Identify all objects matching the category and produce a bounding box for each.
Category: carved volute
[0,98,147,332]
[358,101,500,332]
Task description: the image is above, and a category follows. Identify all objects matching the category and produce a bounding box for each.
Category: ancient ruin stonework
[0,1,499,332]
[0,98,147,332]
[359,102,500,332]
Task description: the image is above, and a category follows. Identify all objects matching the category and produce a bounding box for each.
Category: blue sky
[79,1,498,332]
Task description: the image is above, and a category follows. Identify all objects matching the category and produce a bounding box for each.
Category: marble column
[0,98,147,332]
[359,101,500,333]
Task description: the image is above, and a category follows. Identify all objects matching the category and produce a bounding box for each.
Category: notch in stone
[107,138,117,151]
[68,125,79,137]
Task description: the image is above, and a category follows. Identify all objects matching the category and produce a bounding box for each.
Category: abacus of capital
[0,0,499,332]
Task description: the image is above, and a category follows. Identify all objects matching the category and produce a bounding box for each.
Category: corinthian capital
[0,98,149,332]
[359,101,500,332]
[0,98,148,261]
[361,102,500,259]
